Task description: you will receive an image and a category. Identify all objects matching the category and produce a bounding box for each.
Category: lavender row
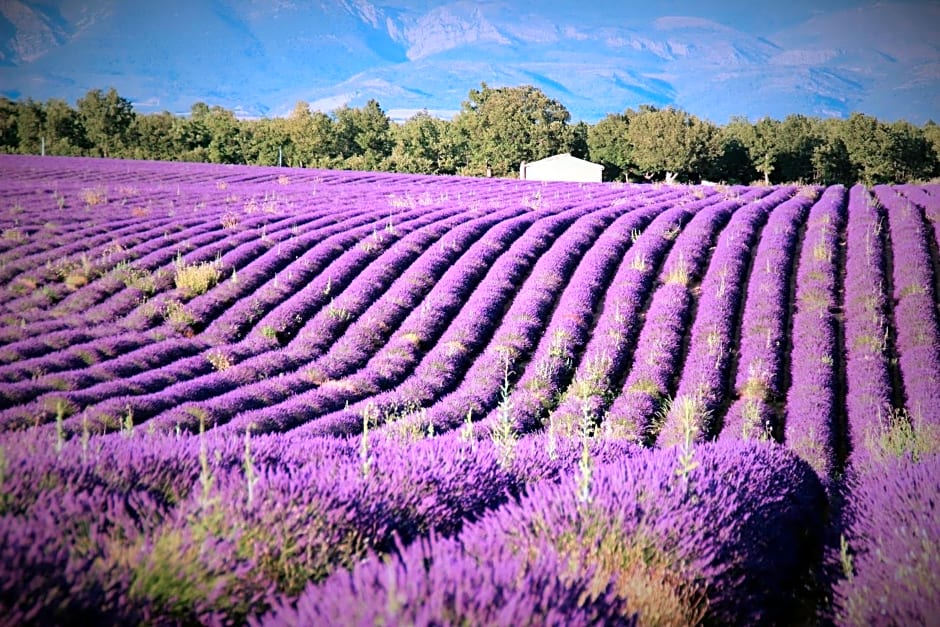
[480,199,675,433]
[721,192,813,442]
[35,202,477,432]
[142,204,553,435]
[225,192,629,436]
[82,206,347,332]
[193,189,528,344]
[661,189,811,446]
[398,195,669,437]
[832,453,940,625]
[146,204,544,434]
[118,205,385,338]
[784,185,847,481]
[261,534,632,626]
[296,191,661,439]
[0,206,217,331]
[211,203,476,351]
[840,185,898,474]
[0,333,193,411]
[0,174,304,299]
[276,439,827,626]
[0,206,195,294]
[603,189,775,442]
[0,193,198,286]
[0,209,277,367]
[548,191,748,432]
[875,186,940,426]
[146,197,580,434]
[295,199,605,383]
[0,428,638,624]
[467,439,825,625]
[26,193,437,380]
[48,207,341,335]
[1,166,528,348]
[283,205,527,362]
[51,203,490,428]
[474,190,701,438]
[0,207,337,367]
[899,184,940,248]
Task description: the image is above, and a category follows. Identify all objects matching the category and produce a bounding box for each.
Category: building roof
[524,153,603,170]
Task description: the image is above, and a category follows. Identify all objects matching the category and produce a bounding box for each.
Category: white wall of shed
[521,158,602,182]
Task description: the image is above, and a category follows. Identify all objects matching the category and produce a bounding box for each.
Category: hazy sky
[2,0,938,122]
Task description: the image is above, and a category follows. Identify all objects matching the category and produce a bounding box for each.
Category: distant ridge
[0,0,937,123]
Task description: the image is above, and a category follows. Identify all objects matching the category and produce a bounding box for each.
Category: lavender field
[1,154,938,625]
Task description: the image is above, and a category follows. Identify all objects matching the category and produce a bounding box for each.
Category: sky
[0,0,938,123]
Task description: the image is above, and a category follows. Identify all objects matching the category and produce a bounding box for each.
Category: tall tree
[626,106,716,183]
[775,114,819,183]
[924,120,940,167]
[0,98,18,153]
[750,117,780,183]
[839,113,895,184]
[588,112,632,181]
[189,103,242,164]
[76,87,135,158]
[885,120,936,182]
[133,111,188,161]
[241,118,291,166]
[15,98,44,155]
[811,136,853,185]
[389,110,443,174]
[285,101,337,167]
[453,83,574,177]
[569,121,590,161]
[333,99,392,170]
[43,98,87,155]
[708,134,756,184]
[172,103,213,162]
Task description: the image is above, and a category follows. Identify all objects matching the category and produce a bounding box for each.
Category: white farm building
[519,153,604,183]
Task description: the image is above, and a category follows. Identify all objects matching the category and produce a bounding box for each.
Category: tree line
[2,83,938,185]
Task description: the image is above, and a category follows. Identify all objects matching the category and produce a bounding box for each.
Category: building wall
[520,156,603,183]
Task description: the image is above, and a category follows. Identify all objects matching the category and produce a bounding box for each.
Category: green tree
[131,111,181,161]
[189,103,243,164]
[569,121,590,161]
[285,101,337,167]
[708,133,756,184]
[453,83,574,177]
[885,120,936,182]
[76,87,135,157]
[0,97,18,153]
[775,114,819,183]
[836,113,935,184]
[172,103,213,162]
[924,120,940,169]
[244,117,294,166]
[744,117,780,185]
[839,113,895,184]
[389,110,456,174]
[15,98,44,154]
[626,106,716,183]
[588,112,632,181]
[435,119,469,175]
[43,99,87,155]
[811,136,853,185]
[333,99,392,170]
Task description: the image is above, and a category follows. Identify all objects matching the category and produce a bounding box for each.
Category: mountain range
[0,0,938,123]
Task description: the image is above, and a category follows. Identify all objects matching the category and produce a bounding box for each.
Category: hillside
[1,0,938,122]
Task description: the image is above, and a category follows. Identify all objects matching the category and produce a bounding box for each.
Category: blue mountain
[0,0,937,123]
